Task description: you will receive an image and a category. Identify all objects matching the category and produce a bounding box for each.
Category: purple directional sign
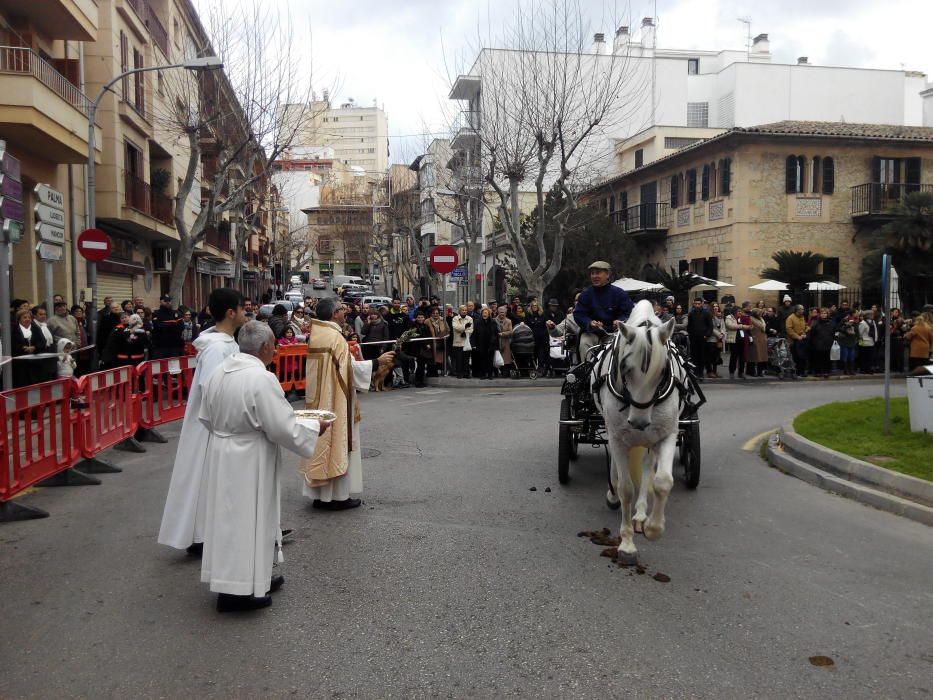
[0,152,20,180]
[0,196,24,223]
[0,175,22,200]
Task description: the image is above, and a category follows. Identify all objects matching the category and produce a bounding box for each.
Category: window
[811,156,822,193]
[620,191,628,212]
[664,137,701,150]
[687,102,709,128]
[720,158,731,195]
[687,58,699,75]
[133,48,145,113]
[709,161,717,198]
[686,169,697,203]
[173,18,181,48]
[678,260,689,274]
[120,32,129,101]
[609,194,616,213]
[670,175,679,208]
[157,71,164,96]
[634,149,644,168]
[124,141,143,177]
[785,155,805,193]
[701,164,710,201]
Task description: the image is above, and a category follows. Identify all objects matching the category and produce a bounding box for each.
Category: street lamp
[84,56,223,362]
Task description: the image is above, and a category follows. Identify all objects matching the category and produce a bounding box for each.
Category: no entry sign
[430,245,458,274]
[77,228,111,262]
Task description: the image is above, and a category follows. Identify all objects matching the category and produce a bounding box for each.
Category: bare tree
[446,0,648,301]
[151,0,318,303]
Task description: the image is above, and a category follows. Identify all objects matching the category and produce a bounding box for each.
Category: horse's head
[614,317,676,430]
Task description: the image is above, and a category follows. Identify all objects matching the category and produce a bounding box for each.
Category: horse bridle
[594,327,678,412]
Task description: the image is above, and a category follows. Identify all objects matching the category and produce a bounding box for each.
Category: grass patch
[794,397,933,482]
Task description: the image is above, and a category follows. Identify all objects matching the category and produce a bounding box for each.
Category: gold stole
[300,320,359,487]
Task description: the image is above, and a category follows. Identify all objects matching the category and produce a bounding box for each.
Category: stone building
[584,121,933,302]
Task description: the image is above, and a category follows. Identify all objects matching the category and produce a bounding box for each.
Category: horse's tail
[626,446,647,493]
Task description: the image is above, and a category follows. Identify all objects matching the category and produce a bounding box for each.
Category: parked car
[258,301,297,319]
[360,295,393,308]
[312,278,327,290]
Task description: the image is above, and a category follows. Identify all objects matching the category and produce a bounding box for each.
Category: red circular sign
[77,228,112,262]
[430,245,459,274]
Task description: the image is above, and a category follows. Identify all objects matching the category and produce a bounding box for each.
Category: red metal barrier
[0,379,80,501]
[271,345,306,394]
[75,366,137,458]
[136,357,198,429]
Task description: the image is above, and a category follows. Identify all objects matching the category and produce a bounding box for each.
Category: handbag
[830,340,841,362]
[463,335,472,352]
[493,350,504,368]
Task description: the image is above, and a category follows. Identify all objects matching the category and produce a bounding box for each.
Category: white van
[332,275,366,289]
[360,296,392,308]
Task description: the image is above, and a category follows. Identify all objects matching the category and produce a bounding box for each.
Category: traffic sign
[77,228,111,262]
[430,245,458,274]
[449,267,466,279]
[0,175,22,200]
[34,184,64,209]
[35,203,66,228]
[36,222,65,244]
[3,219,23,242]
[0,196,24,222]
[36,242,63,262]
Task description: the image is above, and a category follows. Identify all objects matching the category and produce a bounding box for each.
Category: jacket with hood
[56,338,77,378]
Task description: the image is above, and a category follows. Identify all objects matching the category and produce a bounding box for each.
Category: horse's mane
[619,300,667,386]
[627,299,662,328]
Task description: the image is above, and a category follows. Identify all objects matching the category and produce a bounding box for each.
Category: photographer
[452,305,474,379]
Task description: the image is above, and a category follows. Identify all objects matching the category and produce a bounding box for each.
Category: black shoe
[312,498,362,511]
[186,542,203,558]
[216,593,272,613]
[268,575,285,593]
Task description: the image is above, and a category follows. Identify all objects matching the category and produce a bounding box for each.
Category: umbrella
[807,281,846,291]
[690,276,736,292]
[612,277,665,292]
[749,279,790,291]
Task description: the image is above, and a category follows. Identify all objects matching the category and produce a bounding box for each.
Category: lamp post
[84,56,223,363]
[270,206,288,297]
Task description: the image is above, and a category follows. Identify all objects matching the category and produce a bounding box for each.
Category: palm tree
[760,250,826,303]
[879,192,933,310]
[645,265,703,307]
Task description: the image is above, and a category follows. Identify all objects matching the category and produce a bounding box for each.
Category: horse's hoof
[606,497,621,511]
[616,550,638,567]
[644,522,664,541]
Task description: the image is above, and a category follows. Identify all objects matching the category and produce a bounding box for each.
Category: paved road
[1,380,929,698]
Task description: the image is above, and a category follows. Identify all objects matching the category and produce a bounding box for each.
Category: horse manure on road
[652,572,671,583]
[808,655,835,668]
[600,547,617,558]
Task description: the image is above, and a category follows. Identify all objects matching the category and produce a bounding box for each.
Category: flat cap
[588,260,611,271]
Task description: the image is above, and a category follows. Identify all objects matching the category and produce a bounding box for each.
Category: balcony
[450,111,481,151]
[126,0,170,56]
[124,171,174,226]
[452,165,484,193]
[851,182,933,220]
[449,73,481,100]
[0,46,99,162]
[204,225,231,253]
[612,202,671,242]
[0,0,98,41]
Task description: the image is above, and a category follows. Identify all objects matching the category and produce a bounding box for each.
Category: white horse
[591,299,690,560]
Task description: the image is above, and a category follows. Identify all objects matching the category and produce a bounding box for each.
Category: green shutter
[822,157,834,194]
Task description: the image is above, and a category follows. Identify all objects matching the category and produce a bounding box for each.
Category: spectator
[808,307,836,378]
[11,308,52,387]
[198,304,213,328]
[47,301,79,344]
[451,305,474,379]
[151,294,183,358]
[471,307,499,380]
[102,314,150,368]
[544,298,565,327]
[180,309,200,347]
[387,297,412,385]
[746,308,769,377]
[277,327,300,346]
[525,300,550,377]
[495,306,514,373]
[121,299,134,315]
[427,307,450,376]
[409,311,434,387]
[835,311,859,375]
[56,339,76,379]
[548,294,582,366]
[705,303,725,378]
[98,296,114,321]
[725,306,752,379]
[857,310,878,374]
[786,304,809,377]
[686,298,713,379]
[905,313,933,372]
[361,311,391,361]
[889,308,907,374]
[289,306,309,338]
[776,295,794,337]
[268,304,289,339]
[32,305,58,381]
[70,304,91,375]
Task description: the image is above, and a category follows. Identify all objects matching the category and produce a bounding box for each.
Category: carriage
[556,333,704,490]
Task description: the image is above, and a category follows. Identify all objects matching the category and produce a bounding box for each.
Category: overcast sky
[280,0,933,164]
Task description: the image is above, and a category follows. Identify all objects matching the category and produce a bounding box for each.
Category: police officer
[573,261,634,360]
[151,293,183,359]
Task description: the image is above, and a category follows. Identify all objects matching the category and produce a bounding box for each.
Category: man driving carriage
[572,261,635,361]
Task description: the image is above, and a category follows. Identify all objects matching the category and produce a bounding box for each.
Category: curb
[765,421,933,527]
[424,376,564,389]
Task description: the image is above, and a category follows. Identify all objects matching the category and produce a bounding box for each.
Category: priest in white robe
[199,321,330,612]
[158,289,245,554]
[300,297,394,510]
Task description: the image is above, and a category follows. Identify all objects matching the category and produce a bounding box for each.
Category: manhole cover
[362,448,381,459]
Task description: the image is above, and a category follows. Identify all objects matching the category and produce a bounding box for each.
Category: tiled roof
[738,120,933,141]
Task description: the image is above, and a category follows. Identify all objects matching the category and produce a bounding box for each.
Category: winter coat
[151,306,183,352]
[409,321,435,361]
[525,310,549,342]
[472,317,499,356]
[785,314,808,343]
[724,313,748,345]
[858,320,877,347]
[268,314,289,340]
[835,319,859,349]
[11,321,52,387]
[360,318,391,360]
[808,318,836,353]
[386,310,411,339]
[905,322,933,359]
[427,317,450,365]
[495,316,514,365]
[451,314,474,349]
[47,312,80,344]
[747,316,769,363]
[686,308,713,338]
[102,327,151,368]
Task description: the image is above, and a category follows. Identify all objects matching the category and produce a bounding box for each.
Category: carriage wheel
[558,397,572,484]
[681,422,701,489]
[569,431,579,461]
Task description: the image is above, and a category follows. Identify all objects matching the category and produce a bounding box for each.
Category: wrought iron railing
[0,46,91,116]
[850,182,933,217]
[611,202,671,234]
[126,0,170,56]
[124,171,174,226]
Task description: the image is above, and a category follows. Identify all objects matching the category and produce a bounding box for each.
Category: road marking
[10,487,40,499]
[743,429,776,451]
[406,399,438,407]
[416,389,448,395]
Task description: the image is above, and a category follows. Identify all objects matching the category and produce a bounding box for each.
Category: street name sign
[34,184,64,209]
[77,228,111,262]
[35,203,66,228]
[34,185,66,248]
[36,241,63,262]
[449,267,466,279]
[36,223,66,244]
[430,245,458,274]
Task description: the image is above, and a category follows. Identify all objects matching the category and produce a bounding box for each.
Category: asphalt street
[0,379,929,698]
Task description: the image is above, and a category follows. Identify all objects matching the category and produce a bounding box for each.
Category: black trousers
[689,334,706,373]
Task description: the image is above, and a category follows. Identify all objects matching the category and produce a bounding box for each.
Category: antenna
[737,17,751,60]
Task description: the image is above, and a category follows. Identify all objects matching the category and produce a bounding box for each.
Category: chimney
[751,33,770,54]
[591,32,606,54]
[613,26,630,53]
[797,56,809,65]
[641,17,656,49]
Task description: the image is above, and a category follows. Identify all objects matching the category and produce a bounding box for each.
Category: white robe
[302,356,372,502]
[157,328,238,549]
[199,353,320,596]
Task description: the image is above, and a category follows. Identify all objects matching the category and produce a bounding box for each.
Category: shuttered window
[687,169,697,203]
[822,157,835,194]
[701,164,710,201]
[786,155,805,193]
[120,32,129,101]
[905,157,921,192]
[670,175,679,208]
[720,158,731,195]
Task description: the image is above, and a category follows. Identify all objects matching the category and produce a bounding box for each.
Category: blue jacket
[574,284,634,329]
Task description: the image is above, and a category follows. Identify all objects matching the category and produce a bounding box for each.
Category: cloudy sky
[276,0,933,163]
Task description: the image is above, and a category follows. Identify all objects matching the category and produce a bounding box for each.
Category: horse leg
[605,453,620,509]
[628,446,649,534]
[644,433,678,541]
[608,440,637,556]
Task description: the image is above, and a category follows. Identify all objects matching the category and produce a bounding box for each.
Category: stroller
[768,337,796,379]
[548,335,573,376]
[509,322,539,379]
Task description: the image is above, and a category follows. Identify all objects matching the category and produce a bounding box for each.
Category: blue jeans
[839,346,856,364]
